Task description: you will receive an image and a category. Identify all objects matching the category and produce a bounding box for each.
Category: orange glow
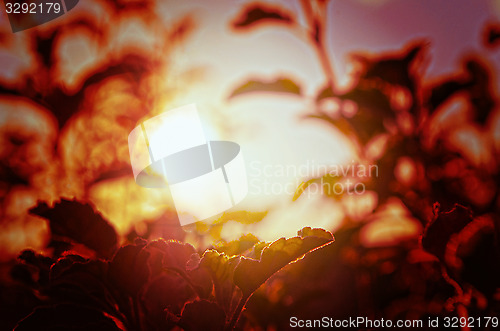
[0,0,498,265]
[360,198,422,247]
[394,156,416,187]
[1,1,500,330]
[89,177,173,236]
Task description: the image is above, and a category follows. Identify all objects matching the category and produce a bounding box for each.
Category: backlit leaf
[228,77,301,99]
[195,250,241,313]
[293,173,340,201]
[233,227,334,297]
[216,211,268,225]
[214,234,261,256]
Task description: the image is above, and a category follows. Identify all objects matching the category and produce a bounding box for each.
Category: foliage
[4,199,333,330]
[0,0,500,330]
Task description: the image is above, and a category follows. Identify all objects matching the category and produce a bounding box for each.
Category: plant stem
[226,294,249,331]
[299,0,336,91]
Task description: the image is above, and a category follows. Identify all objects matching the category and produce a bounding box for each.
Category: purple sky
[328,0,498,82]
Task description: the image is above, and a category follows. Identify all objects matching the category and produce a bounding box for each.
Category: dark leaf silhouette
[179,300,226,331]
[14,304,122,331]
[107,240,149,296]
[149,240,198,275]
[92,0,155,16]
[421,204,473,262]
[352,42,426,89]
[0,162,30,188]
[464,58,496,124]
[10,264,39,288]
[234,227,334,297]
[29,199,118,259]
[483,23,500,48]
[228,77,301,99]
[15,250,54,287]
[232,3,294,29]
[48,254,87,280]
[427,79,469,114]
[316,86,394,144]
[0,283,41,331]
[108,239,200,298]
[452,217,500,295]
[48,259,119,320]
[427,57,496,124]
[142,272,196,318]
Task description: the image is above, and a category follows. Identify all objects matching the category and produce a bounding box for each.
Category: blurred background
[1,0,499,256]
[1,0,500,328]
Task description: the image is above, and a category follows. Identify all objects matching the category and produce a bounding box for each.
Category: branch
[299,0,336,90]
